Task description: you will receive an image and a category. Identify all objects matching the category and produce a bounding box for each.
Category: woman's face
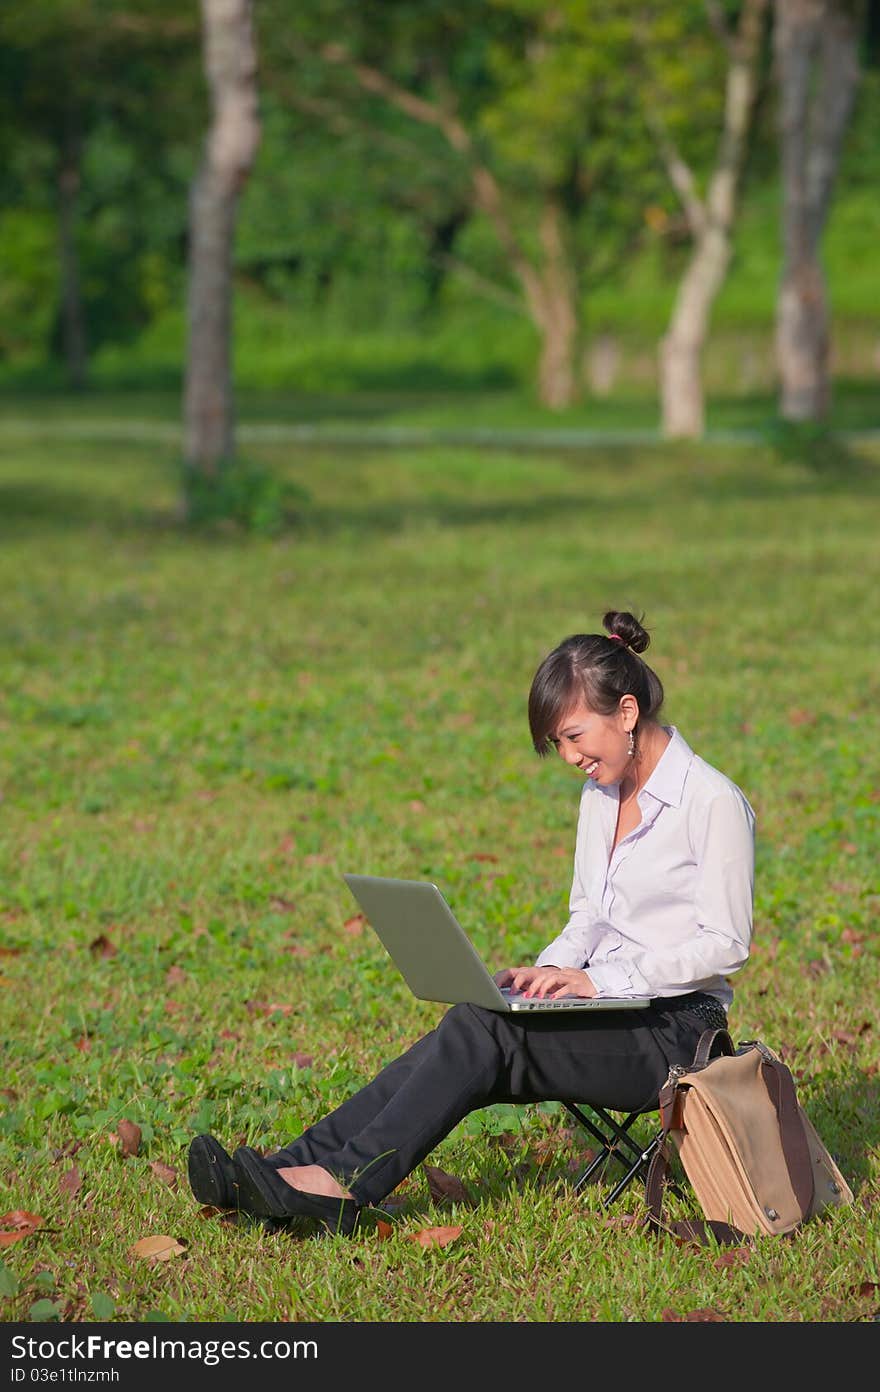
[549,698,634,787]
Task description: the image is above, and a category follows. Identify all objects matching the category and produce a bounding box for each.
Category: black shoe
[232,1147,360,1236]
[187,1134,239,1209]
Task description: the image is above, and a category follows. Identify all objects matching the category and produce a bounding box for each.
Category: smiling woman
[188,609,756,1235]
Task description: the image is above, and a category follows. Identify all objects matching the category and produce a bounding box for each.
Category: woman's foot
[187,1134,239,1209]
[233,1147,361,1235]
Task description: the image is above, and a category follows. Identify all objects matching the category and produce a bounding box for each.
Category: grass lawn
[0,409,878,1323]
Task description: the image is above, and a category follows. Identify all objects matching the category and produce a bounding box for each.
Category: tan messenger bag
[645,1029,853,1243]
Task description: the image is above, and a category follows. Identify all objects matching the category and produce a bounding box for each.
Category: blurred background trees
[0,0,877,457]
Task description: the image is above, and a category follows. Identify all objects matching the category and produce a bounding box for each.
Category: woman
[188,610,755,1235]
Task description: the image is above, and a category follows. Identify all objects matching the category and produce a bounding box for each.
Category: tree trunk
[57,119,87,392]
[528,200,579,410]
[775,0,860,421]
[660,0,768,438]
[184,0,260,476]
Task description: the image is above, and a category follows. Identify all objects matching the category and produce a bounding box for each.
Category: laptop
[343,875,653,1014]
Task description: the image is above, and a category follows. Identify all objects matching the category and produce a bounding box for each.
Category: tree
[0,2,194,388]
[264,0,655,409]
[774,0,861,420]
[184,0,261,477]
[644,0,770,439]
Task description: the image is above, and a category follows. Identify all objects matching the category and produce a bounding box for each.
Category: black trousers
[266,993,722,1207]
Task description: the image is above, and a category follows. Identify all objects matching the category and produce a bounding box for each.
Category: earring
[627,729,635,758]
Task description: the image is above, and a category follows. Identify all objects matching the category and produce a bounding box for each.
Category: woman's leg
[266,998,706,1208]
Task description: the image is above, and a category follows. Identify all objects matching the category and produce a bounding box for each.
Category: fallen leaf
[165,965,187,986]
[374,1220,394,1240]
[117,1120,142,1158]
[405,1225,463,1249]
[59,1166,82,1200]
[831,1030,859,1049]
[246,1000,293,1017]
[89,934,117,958]
[841,842,858,856]
[74,1034,91,1053]
[841,928,865,945]
[471,853,498,864]
[270,897,297,913]
[1,1088,18,1102]
[149,1162,179,1189]
[713,1248,751,1269]
[422,1164,471,1205]
[602,1213,641,1229]
[129,1235,187,1262]
[853,1281,879,1299]
[408,800,426,814]
[0,945,22,957]
[343,914,365,936]
[0,1211,44,1247]
[787,708,816,727]
[292,1052,314,1069]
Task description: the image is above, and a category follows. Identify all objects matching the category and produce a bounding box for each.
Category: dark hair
[528,610,665,756]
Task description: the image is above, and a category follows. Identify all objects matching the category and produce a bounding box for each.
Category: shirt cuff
[584,960,637,998]
[535,942,586,971]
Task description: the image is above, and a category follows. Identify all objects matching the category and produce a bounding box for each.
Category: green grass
[0,411,878,1323]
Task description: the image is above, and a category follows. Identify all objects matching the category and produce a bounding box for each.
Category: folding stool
[562,1101,663,1207]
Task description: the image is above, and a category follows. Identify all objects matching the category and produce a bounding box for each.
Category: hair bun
[602,610,650,655]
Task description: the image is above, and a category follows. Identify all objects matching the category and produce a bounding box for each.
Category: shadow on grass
[806,1062,880,1198]
[0,433,878,543]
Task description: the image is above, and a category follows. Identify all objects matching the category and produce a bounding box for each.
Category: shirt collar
[640,725,693,808]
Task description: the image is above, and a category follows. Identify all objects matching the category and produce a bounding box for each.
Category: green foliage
[180,456,310,535]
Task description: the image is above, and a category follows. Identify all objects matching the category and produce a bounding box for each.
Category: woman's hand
[494,965,597,999]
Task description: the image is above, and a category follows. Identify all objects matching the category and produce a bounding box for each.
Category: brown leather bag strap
[691,1026,735,1069]
[759,1056,815,1218]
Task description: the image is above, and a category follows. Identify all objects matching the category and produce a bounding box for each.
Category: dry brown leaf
[59,1166,82,1200]
[130,1235,187,1262]
[343,914,365,936]
[74,1034,92,1053]
[292,1052,314,1069]
[1,1087,18,1102]
[602,1213,641,1229]
[270,897,297,913]
[841,927,865,945]
[713,1248,752,1269]
[165,965,187,986]
[374,1219,394,1240]
[117,1120,142,1158]
[89,933,117,958]
[246,999,294,1017]
[0,945,22,956]
[787,708,816,727]
[405,1224,463,1249]
[422,1164,472,1205]
[471,853,498,864]
[0,1210,44,1247]
[149,1162,179,1189]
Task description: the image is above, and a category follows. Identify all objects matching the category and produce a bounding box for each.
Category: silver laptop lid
[344,875,510,1011]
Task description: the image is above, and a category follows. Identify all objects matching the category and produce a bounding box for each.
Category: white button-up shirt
[535,726,755,1008]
